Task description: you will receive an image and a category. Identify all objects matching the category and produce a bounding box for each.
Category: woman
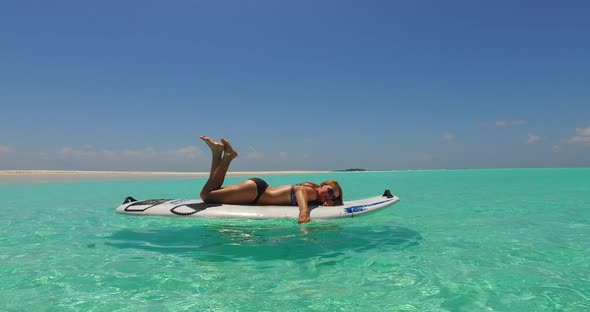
[199,136,343,224]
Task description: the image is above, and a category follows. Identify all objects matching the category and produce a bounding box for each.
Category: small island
[333,168,367,172]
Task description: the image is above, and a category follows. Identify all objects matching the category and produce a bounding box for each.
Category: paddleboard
[116,189,400,219]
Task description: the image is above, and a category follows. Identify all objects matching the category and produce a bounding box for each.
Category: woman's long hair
[321,180,343,206]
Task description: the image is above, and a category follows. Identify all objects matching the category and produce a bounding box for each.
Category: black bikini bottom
[249,177,269,204]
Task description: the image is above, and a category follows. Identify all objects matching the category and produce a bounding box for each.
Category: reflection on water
[106,222,422,262]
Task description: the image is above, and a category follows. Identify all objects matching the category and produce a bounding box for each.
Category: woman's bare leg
[200,138,240,201]
[203,180,258,204]
[199,138,259,204]
[200,136,224,177]
[207,139,237,190]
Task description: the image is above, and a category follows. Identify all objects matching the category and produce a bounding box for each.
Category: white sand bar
[0,170,329,183]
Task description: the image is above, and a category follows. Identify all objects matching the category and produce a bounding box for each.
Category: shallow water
[1,169,589,311]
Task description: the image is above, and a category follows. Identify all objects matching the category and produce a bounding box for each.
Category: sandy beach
[0,170,329,183]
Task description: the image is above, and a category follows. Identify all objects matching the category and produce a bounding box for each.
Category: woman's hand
[298,213,311,224]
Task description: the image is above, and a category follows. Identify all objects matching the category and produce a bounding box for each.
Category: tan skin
[199,136,341,224]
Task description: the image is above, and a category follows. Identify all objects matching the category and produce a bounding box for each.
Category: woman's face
[319,184,340,205]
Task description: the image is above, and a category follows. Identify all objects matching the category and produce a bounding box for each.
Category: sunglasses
[327,187,338,200]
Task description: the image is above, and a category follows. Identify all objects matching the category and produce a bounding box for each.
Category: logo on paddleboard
[345,206,367,213]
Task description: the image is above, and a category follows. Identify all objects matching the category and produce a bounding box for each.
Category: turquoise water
[1,168,589,311]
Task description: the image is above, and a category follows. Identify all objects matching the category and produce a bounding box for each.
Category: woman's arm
[295,187,312,224]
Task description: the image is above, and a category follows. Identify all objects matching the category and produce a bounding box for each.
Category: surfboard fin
[382,189,393,198]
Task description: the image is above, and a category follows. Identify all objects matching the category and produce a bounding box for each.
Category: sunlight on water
[1,169,589,311]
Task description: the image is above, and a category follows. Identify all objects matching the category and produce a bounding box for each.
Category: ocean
[1,168,589,311]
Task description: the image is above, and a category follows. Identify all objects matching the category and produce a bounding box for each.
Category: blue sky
[1,1,589,171]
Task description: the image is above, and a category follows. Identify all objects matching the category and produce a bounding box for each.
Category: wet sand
[0,170,329,183]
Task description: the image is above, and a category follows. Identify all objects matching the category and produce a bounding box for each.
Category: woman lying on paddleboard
[199,136,343,224]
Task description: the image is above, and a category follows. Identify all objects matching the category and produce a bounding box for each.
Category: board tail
[123,196,138,204]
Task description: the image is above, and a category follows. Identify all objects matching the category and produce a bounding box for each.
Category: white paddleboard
[116,190,400,219]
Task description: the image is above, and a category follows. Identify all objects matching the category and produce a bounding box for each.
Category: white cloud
[245,146,264,160]
[527,134,541,144]
[0,144,14,154]
[56,145,204,162]
[102,149,118,159]
[552,145,560,153]
[172,146,202,159]
[58,147,87,158]
[496,120,528,127]
[442,132,454,141]
[279,151,288,158]
[58,146,155,161]
[569,136,590,144]
[421,154,433,162]
[568,126,590,144]
[0,144,210,171]
[122,147,157,159]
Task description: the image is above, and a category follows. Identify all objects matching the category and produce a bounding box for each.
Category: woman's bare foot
[200,136,224,155]
[221,138,238,160]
